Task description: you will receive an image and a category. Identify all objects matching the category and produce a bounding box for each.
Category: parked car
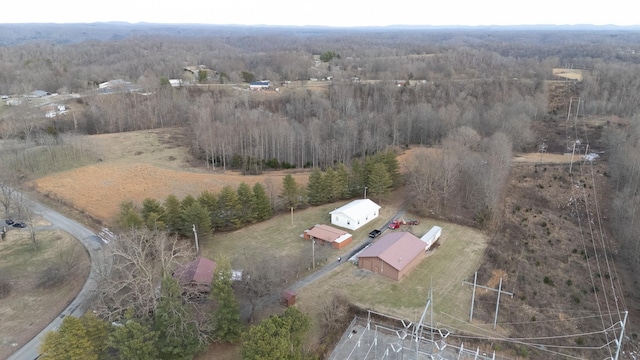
[12,222,26,228]
[368,229,382,238]
[5,219,14,225]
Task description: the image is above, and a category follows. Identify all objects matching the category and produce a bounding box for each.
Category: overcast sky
[1,0,637,27]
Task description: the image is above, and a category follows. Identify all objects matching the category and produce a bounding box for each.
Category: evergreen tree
[117,200,143,230]
[198,190,220,230]
[281,174,304,209]
[40,313,109,360]
[181,202,212,241]
[141,198,166,230]
[281,307,311,359]
[218,185,242,230]
[379,150,401,187]
[163,194,182,235]
[236,182,255,225]
[155,276,202,360]
[240,307,311,360]
[334,163,351,199]
[241,315,290,360]
[181,194,196,210]
[367,162,393,202]
[252,182,272,221]
[108,309,159,360]
[307,168,328,206]
[210,258,243,343]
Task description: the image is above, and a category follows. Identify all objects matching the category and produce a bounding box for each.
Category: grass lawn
[197,194,487,351]
[0,227,89,359]
[199,200,399,271]
[294,217,487,326]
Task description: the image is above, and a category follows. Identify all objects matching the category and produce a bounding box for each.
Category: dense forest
[2,24,640,359]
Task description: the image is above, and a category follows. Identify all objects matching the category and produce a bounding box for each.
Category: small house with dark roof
[303,224,353,249]
[357,232,426,281]
[329,199,380,231]
[173,257,217,293]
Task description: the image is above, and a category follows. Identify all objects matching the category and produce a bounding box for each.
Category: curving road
[7,194,110,360]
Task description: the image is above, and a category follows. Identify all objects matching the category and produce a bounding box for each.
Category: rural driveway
[285,207,407,294]
[7,194,110,360]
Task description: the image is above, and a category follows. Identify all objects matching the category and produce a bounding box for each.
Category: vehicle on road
[5,219,14,225]
[388,218,420,229]
[368,229,382,238]
[12,222,26,228]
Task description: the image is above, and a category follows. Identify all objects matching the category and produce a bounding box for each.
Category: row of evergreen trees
[118,182,273,237]
[306,151,400,206]
[117,150,400,237]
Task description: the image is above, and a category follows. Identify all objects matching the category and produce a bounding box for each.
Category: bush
[543,276,554,286]
[37,265,65,289]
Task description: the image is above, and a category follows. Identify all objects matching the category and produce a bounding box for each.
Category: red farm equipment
[388,218,420,229]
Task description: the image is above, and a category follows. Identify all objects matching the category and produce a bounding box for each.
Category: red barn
[358,232,426,281]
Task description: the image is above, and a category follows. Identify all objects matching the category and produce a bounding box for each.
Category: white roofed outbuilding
[420,226,442,250]
[329,199,381,231]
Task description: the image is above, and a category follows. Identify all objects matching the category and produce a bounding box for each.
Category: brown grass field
[32,129,309,223]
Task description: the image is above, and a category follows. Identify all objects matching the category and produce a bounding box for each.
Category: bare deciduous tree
[237,252,289,322]
[93,228,195,321]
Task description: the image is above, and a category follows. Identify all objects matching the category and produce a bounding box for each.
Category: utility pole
[364,186,368,199]
[192,224,199,256]
[312,238,316,269]
[291,207,294,227]
[463,272,513,328]
[614,311,628,360]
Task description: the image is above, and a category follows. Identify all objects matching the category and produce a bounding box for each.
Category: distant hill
[1,22,640,46]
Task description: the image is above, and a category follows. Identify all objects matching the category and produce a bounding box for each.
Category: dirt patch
[486,269,508,289]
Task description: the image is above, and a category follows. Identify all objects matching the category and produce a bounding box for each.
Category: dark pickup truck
[368,229,382,238]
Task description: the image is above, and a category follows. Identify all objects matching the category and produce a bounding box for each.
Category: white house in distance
[329,199,381,231]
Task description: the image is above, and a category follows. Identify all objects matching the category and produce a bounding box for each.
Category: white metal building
[329,199,381,231]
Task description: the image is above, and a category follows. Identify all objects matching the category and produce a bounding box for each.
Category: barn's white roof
[330,199,380,220]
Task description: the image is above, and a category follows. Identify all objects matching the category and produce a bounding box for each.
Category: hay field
[32,129,309,223]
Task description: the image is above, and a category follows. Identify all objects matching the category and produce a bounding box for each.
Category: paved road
[7,194,110,360]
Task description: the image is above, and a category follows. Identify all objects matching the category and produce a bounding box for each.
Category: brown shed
[303,224,353,249]
[281,290,297,307]
[357,232,426,281]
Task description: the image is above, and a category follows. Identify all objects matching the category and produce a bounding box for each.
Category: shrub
[543,276,554,286]
[566,279,573,286]
[37,265,65,289]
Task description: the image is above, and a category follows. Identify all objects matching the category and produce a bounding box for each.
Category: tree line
[117,150,399,237]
